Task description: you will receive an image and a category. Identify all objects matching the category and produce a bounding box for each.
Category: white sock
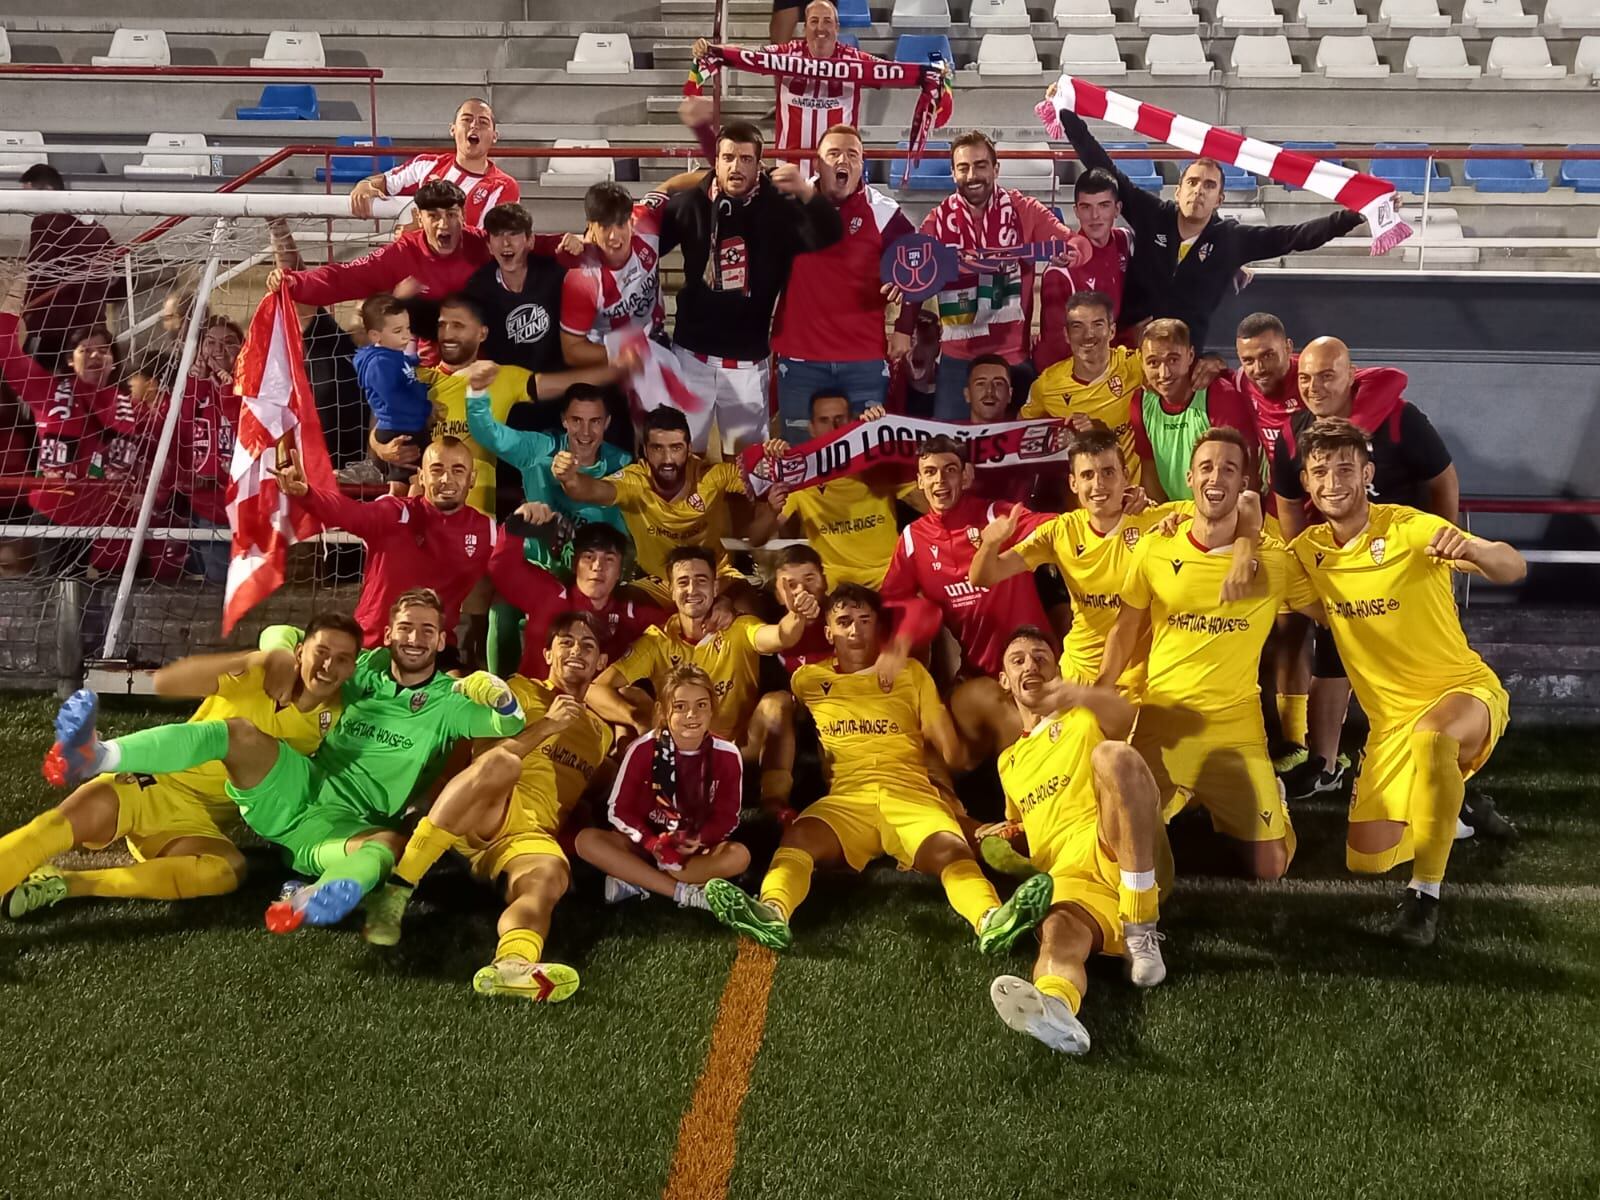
[1119,868,1156,892]
[96,740,122,773]
[1408,879,1442,899]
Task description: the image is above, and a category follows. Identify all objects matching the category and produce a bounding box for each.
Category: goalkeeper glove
[452,670,520,716]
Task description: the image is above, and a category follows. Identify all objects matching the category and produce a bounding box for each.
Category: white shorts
[669,344,772,454]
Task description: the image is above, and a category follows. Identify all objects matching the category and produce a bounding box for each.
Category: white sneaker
[604,876,648,905]
[1454,816,1474,841]
[1123,921,1167,988]
[674,882,709,911]
[989,975,1090,1056]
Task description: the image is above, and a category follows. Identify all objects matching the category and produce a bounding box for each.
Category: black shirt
[1272,401,1453,508]
[464,255,568,374]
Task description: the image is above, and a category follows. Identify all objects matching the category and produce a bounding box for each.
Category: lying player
[987,627,1171,1056]
[6,613,360,918]
[705,584,1053,953]
[1284,417,1524,946]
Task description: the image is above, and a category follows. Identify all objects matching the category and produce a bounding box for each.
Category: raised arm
[970,507,1030,588]
[1231,209,1364,264]
[1050,102,1166,229]
[550,448,619,506]
[152,649,266,700]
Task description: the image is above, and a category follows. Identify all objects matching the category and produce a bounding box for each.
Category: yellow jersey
[997,706,1104,868]
[791,658,944,794]
[506,676,616,828]
[421,364,529,517]
[782,475,906,588]
[1285,504,1502,732]
[606,459,744,593]
[611,614,764,739]
[1021,346,1144,487]
[1122,528,1288,716]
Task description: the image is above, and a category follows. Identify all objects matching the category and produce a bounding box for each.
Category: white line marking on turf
[1174,878,1600,903]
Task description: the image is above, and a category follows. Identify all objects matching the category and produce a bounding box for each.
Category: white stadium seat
[123,132,211,179]
[1217,0,1286,30]
[91,28,171,68]
[970,0,1032,29]
[1401,206,1479,265]
[538,139,616,186]
[1404,35,1482,77]
[1546,0,1600,31]
[1486,35,1567,76]
[1136,0,1201,30]
[1054,0,1117,27]
[892,0,954,26]
[1299,0,1368,30]
[1579,36,1600,77]
[0,131,46,179]
[0,28,11,65]
[997,140,1056,190]
[565,32,633,74]
[1316,34,1391,75]
[975,33,1043,74]
[1146,33,1213,74]
[1462,0,1537,28]
[1379,0,1451,30]
[251,31,326,69]
[1219,205,1269,225]
[1232,34,1304,75]
[1060,33,1129,73]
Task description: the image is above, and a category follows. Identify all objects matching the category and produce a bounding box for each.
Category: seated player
[6,614,360,918]
[576,665,751,910]
[987,628,1170,1056]
[589,547,808,815]
[704,584,1054,954]
[1099,429,1293,880]
[359,611,618,999]
[1283,418,1524,947]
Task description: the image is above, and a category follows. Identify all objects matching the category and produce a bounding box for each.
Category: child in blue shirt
[354,294,433,496]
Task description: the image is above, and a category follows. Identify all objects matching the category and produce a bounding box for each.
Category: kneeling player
[705,585,1052,953]
[987,628,1171,1056]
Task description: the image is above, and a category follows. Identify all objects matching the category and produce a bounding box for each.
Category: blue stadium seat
[1370,142,1450,194]
[1103,141,1163,192]
[1464,144,1549,194]
[836,0,874,27]
[1281,140,1340,193]
[897,139,953,190]
[1217,160,1259,197]
[838,33,861,47]
[236,83,320,121]
[1557,145,1600,194]
[314,136,398,183]
[895,34,954,66]
[1049,204,1066,223]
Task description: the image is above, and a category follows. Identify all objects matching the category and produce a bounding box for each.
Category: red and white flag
[604,327,705,416]
[222,288,335,634]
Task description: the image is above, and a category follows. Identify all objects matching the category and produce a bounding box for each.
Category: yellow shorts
[1033,817,1176,959]
[1351,683,1510,828]
[459,776,570,883]
[1133,702,1296,859]
[799,783,965,873]
[90,773,237,861]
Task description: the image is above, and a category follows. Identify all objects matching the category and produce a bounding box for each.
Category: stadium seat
[1486,36,1567,77]
[1300,0,1368,30]
[250,30,325,69]
[1217,0,1286,29]
[976,33,1043,74]
[1105,142,1164,191]
[1136,0,1202,30]
[971,0,1032,28]
[998,140,1057,190]
[1371,143,1451,193]
[1054,0,1117,27]
[1579,36,1600,78]
[1219,205,1269,225]
[898,139,954,190]
[123,132,211,179]
[1462,0,1537,28]
[92,28,170,67]
[1315,35,1390,76]
[1218,161,1260,196]
[895,34,955,65]
[1061,33,1129,74]
[566,33,633,74]
[314,136,398,184]
[1557,145,1600,192]
[1464,144,1550,193]
[838,32,861,46]
[1546,0,1600,30]
[1281,140,1339,190]
[539,139,616,187]
[835,0,874,27]
[1401,206,1478,265]
[892,0,954,26]
[1379,0,1451,28]
[1405,35,1482,77]
[1232,34,1304,75]
[236,84,320,120]
[0,131,46,179]
[1146,34,1213,75]
[0,28,11,65]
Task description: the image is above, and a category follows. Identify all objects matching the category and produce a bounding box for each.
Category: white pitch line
[1174,878,1600,904]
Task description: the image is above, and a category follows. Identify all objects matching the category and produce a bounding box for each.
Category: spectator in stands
[348,97,519,230]
[770,124,916,439]
[464,202,569,375]
[1048,93,1364,350]
[18,164,123,370]
[559,181,669,367]
[173,315,244,583]
[919,132,1086,419]
[1131,319,1257,502]
[354,294,432,498]
[1033,169,1131,371]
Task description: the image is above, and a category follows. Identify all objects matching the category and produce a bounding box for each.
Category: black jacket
[1059,112,1364,349]
[658,175,843,362]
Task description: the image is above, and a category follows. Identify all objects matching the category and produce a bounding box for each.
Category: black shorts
[1312,624,1346,681]
[374,427,430,484]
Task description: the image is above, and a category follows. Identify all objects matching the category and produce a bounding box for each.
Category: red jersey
[560,198,667,344]
[383,152,520,229]
[298,488,496,647]
[769,40,890,165]
[1033,229,1133,372]
[771,182,918,363]
[880,496,1054,675]
[606,731,743,864]
[284,227,493,312]
[173,377,239,525]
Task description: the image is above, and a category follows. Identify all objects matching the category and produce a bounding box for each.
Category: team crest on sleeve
[410,691,428,713]
[1370,537,1387,565]
[1123,527,1141,549]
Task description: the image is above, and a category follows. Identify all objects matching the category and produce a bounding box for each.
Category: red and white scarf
[923,188,1027,340]
[1038,73,1411,255]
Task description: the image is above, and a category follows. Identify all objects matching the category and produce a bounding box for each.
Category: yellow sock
[65,854,238,901]
[1408,730,1464,886]
[496,928,544,964]
[1118,882,1160,926]
[939,858,1001,932]
[1278,693,1309,746]
[758,847,814,919]
[1346,830,1414,875]
[0,809,74,894]
[394,817,457,888]
[1035,973,1083,1014]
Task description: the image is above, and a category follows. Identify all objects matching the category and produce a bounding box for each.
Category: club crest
[1108,375,1124,397]
[1048,721,1062,742]
[848,216,863,235]
[1197,242,1212,262]
[1123,527,1141,549]
[688,492,706,513]
[319,710,332,732]
[1370,537,1386,565]
[410,691,427,713]
[464,533,479,558]
[967,527,983,548]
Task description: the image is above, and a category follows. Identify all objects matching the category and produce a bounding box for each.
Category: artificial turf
[1,696,1596,1200]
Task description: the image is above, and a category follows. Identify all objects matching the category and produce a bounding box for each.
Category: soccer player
[958,355,1059,508]
[348,97,519,228]
[704,585,1053,952]
[1099,428,1294,880]
[987,627,1170,1056]
[4,614,360,918]
[1233,311,1303,460]
[1131,319,1259,503]
[1283,418,1523,946]
[463,202,568,374]
[1034,169,1132,371]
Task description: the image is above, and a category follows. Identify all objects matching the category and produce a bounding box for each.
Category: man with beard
[1233,312,1304,462]
[348,97,518,229]
[1098,429,1293,880]
[1034,169,1132,371]
[1130,319,1258,502]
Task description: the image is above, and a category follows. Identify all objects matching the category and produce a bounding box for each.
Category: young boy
[354,294,434,496]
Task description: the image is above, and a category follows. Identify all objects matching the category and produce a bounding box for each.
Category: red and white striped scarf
[924,187,1027,337]
[1038,73,1411,255]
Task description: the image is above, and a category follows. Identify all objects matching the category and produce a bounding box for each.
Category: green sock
[487,601,525,678]
[109,720,230,776]
[311,841,396,897]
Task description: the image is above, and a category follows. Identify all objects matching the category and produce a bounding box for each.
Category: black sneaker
[1281,755,1344,802]
[1388,887,1440,948]
[1461,789,1518,841]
